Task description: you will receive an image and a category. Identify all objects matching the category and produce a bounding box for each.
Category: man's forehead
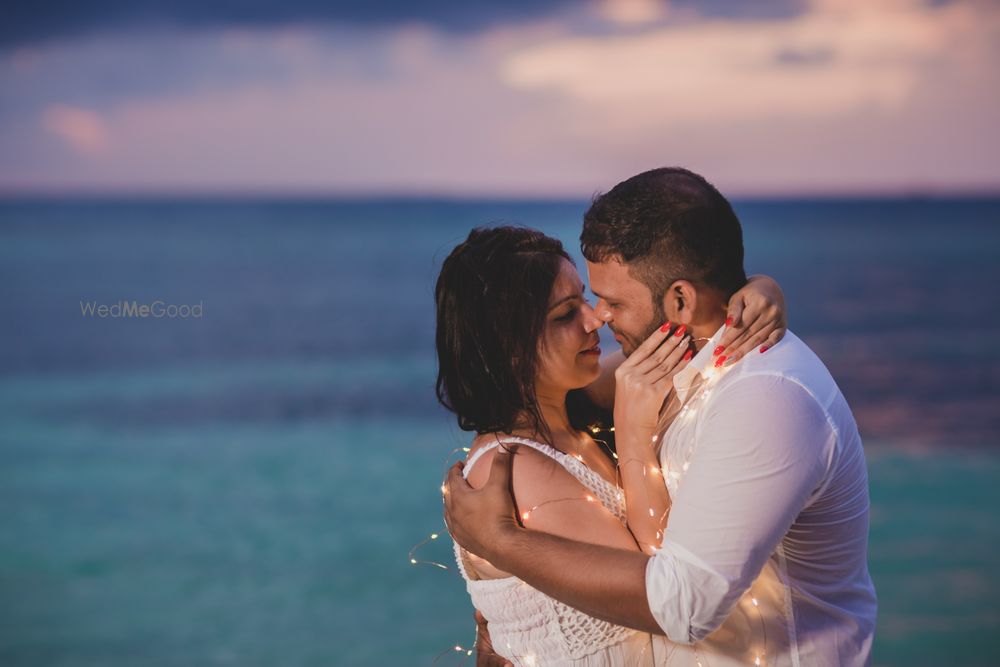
[586,258,646,297]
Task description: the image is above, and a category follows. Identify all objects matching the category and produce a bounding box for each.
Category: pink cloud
[41,104,109,155]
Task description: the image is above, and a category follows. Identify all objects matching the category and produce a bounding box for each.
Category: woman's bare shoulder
[464,435,638,551]
[464,435,568,497]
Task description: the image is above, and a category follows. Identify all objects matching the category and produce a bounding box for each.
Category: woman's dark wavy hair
[435,225,571,441]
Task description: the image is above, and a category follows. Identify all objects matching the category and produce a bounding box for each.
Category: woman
[435,226,786,666]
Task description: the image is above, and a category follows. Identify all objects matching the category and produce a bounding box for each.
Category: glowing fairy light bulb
[430,533,438,540]
[755,656,761,666]
[462,447,470,452]
[612,452,619,459]
[752,597,759,607]
[440,484,447,495]
[682,462,690,472]
[651,434,658,442]
[454,645,462,652]
[649,466,659,475]
[522,511,531,521]
[410,558,417,564]
[586,495,595,502]
[648,508,655,517]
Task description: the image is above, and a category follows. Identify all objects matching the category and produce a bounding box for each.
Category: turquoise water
[2,379,999,665]
[1,199,999,665]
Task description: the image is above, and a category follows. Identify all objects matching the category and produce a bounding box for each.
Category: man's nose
[584,301,607,333]
[592,298,613,324]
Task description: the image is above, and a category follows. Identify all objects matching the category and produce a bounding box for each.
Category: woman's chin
[577,358,602,382]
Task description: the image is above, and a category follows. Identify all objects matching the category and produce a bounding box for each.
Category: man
[444,167,877,665]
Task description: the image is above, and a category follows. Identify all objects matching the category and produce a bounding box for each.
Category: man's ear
[661,279,698,325]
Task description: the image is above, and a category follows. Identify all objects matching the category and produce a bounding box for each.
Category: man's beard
[616,300,666,357]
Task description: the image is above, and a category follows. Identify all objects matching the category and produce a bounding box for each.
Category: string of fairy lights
[411,359,773,665]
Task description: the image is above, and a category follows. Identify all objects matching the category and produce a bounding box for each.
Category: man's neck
[689,315,726,351]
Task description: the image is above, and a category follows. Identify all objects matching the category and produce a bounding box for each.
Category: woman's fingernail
[674,324,686,337]
[682,349,693,361]
[725,316,734,327]
[714,355,727,368]
[660,321,671,332]
[760,345,769,354]
[712,345,725,356]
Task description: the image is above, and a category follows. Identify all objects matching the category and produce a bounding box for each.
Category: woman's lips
[580,344,601,356]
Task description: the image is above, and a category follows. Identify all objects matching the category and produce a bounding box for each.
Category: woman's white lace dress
[452,436,666,666]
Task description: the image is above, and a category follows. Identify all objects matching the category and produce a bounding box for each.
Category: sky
[1,0,998,197]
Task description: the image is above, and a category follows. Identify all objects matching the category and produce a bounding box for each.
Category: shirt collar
[672,323,727,403]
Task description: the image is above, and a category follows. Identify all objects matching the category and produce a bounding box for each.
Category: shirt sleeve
[645,374,836,643]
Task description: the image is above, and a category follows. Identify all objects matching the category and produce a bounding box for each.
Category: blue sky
[2,0,998,196]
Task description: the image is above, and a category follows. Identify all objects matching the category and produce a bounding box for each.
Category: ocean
[1,197,998,665]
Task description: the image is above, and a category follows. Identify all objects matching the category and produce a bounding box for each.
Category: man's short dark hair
[581,166,748,302]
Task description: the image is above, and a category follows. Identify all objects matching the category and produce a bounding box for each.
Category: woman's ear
[662,280,698,325]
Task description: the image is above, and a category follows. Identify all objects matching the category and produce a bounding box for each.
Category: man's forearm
[490,527,665,635]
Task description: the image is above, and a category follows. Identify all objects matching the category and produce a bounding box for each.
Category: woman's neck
[537,389,573,437]
[508,386,580,452]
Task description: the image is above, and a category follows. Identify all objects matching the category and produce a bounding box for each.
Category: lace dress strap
[462,436,625,522]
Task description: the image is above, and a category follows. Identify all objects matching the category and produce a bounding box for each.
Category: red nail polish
[714,355,727,368]
[725,316,734,327]
[713,345,725,356]
[760,345,769,354]
[682,349,693,361]
[674,324,686,337]
[660,321,671,333]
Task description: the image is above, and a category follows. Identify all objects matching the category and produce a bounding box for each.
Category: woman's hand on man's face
[717,274,787,364]
[612,322,692,436]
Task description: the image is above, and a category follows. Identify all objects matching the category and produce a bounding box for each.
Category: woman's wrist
[612,418,658,449]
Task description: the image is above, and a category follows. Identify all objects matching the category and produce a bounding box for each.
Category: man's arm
[444,446,664,635]
[645,375,834,641]
[492,525,663,634]
[445,376,835,643]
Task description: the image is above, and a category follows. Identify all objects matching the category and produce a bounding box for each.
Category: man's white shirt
[644,326,877,666]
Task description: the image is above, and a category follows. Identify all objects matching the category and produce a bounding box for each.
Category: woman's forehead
[548,260,584,302]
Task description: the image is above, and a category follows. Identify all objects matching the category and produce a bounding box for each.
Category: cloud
[1,0,807,49]
[499,0,981,123]
[1,0,579,48]
[40,104,109,155]
[0,0,997,195]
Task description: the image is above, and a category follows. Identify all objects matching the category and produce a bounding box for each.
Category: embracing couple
[437,167,877,666]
